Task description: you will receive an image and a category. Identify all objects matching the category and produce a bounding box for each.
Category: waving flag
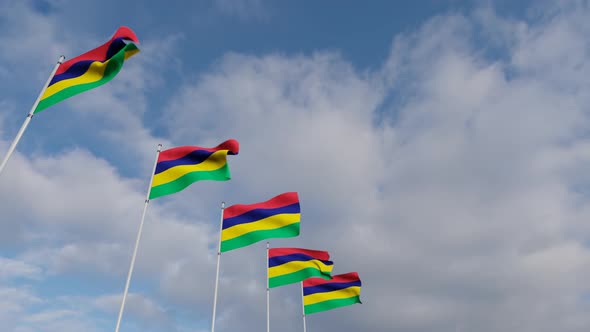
[268,248,333,288]
[34,26,140,113]
[303,272,362,314]
[221,192,300,252]
[150,139,239,199]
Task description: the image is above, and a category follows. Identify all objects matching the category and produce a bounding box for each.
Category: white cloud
[0,287,42,332]
[161,3,590,332]
[0,1,67,66]
[0,257,42,280]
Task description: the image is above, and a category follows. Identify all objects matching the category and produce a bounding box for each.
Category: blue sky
[2,1,590,332]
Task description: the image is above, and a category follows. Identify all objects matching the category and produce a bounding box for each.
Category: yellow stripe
[304,286,361,306]
[152,150,229,187]
[42,59,112,99]
[268,259,333,278]
[124,48,139,60]
[221,213,300,241]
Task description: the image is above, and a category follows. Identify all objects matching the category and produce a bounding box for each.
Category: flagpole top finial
[58,55,65,63]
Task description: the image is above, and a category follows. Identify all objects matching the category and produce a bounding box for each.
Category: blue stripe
[222,203,300,229]
[303,281,361,296]
[106,38,129,59]
[49,38,129,86]
[269,253,333,268]
[154,149,216,175]
[50,60,95,86]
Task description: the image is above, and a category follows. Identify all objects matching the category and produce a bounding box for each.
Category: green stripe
[304,296,361,315]
[220,223,300,252]
[34,43,139,113]
[269,267,331,288]
[149,164,231,199]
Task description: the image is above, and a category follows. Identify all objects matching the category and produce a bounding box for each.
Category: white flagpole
[211,201,225,332]
[114,143,162,332]
[0,55,65,176]
[266,242,270,332]
[301,282,307,332]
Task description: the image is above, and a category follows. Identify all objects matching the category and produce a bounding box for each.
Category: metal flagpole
[301,282,307,332]
[211,201,225,332]
[0,55,65,176]
[266,242,270,332]
[114,143,162,332]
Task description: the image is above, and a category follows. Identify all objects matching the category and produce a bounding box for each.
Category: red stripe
[303,272,360,287]
[268,247,330,260]
[224,192,299,219]
[56,26,139,75]
[157,139,239,163]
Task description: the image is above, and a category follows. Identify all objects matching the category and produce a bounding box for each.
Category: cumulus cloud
[161,3,590,332]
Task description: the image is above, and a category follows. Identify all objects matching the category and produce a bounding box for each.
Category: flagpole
[211,201,225,332]
[114,143,162,332]
[0,55,65,176]
[301,282,307,332]
[266,241,270,332]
